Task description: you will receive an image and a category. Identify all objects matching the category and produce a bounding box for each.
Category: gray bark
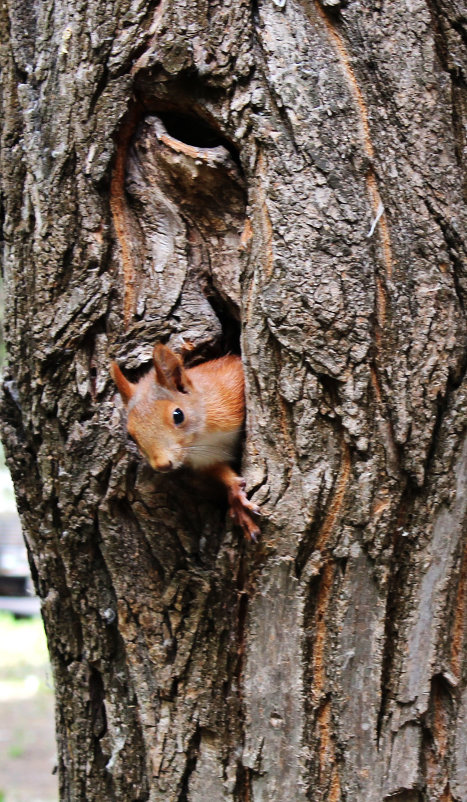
[1,0,466,800]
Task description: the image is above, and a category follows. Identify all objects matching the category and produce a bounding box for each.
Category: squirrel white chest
[185,426,242,469]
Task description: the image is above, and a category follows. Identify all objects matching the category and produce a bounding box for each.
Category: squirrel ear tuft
[153,344,193,393]
[110,362,135,405]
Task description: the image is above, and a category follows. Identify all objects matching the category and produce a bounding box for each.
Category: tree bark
[1,0,466,800]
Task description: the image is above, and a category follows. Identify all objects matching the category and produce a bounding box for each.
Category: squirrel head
[111,344,203,472]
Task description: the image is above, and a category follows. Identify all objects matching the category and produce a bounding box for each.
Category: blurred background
[0,280,57,801]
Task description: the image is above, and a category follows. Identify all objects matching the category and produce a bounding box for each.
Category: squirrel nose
[155,461,173,473]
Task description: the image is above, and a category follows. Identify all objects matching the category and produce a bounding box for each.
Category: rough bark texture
[1,0,466,800]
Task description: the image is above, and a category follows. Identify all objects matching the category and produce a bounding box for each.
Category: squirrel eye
[172,408,184,425]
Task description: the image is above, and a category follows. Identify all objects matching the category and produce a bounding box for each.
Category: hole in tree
[206,291,241,358]
[156,111,242,168]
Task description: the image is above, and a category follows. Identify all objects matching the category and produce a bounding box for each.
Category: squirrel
[110,343,261,540]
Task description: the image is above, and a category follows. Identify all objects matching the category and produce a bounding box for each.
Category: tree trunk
[1,0,466,800]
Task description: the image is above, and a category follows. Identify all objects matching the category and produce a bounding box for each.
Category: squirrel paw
[228,478,261,542]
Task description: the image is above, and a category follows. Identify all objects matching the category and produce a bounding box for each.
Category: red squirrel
[110,344,260,540]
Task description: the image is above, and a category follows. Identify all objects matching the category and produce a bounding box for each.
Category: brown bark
[1,0,466,800]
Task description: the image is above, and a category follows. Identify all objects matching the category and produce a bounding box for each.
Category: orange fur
[111,346,260,539]
[188,356,245,432]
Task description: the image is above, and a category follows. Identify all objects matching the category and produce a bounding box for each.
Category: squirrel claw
[228,479,261,541]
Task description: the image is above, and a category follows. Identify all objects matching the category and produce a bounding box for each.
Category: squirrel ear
[110,362,135,405]
[153,344,193,393]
